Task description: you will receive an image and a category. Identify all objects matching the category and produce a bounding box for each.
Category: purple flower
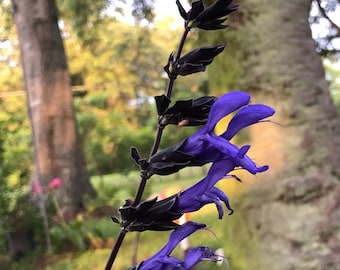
[148,91,275,175]
[127,222,220,270]
[176,0,238,30]
[114,160,236,230]
[172,159,236,219]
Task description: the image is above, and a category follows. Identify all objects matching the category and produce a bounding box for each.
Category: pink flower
[32,181,42,193]
[48,178,62,189]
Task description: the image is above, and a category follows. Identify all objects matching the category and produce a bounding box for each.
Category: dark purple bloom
[172,159,236,219]
[148,91,275,175]
[155,95,217,127]
[176,0,238,30]
[127,221,220,270]
[119,159,236,230]
[116,161,237,231]
[164,45,225,77]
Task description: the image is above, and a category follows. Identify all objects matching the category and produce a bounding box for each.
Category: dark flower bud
[177,0,238,30]
[157,95,217,127]
[154,95,171,115]
[147,141,204,176]
[165,45,225,77]
[193,0,238,30]
[113,196,182,232]
[176,0,204,21]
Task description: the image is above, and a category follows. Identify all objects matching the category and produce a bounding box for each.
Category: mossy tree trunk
[11,0,96,216]
[203,0,340,269]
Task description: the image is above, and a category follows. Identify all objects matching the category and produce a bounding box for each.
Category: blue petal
[183,247,216,269]
[222,104,275,140]
[205,191,224,219]
[205,91,251,132]
[181,190,224,218]
[158,222,205,256]
[207,135,269,174]
[211,187,234,216]
[188,159,234,194]
[139,222,206,269]
[174,159,234,213]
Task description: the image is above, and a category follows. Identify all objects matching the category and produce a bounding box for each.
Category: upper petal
[205,91,251,132]
[177,159,234,202]
[222,104,275,140]
[152,222,206,257]
[207,135,269,174]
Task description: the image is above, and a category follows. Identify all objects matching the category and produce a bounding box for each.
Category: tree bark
[224,0,340,269]
[11,0,96,216]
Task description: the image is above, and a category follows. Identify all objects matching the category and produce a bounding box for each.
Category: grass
[1,168,257,270]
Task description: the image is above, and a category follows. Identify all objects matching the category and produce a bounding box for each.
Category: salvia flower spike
[106,1,276,269]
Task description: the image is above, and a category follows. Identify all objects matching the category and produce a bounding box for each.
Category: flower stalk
[105,1,275,269]
[105,13,191,270]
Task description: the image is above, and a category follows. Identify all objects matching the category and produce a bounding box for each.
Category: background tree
[6,0,162,215]
[200,0,340,269]
[11,0,96,215]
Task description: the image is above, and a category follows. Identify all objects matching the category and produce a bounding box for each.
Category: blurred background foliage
[0,0,340,268]
[0,1,208,260]
[1,0,339,188]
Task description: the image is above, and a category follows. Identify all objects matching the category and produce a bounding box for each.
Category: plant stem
[104,229,127,270]
[105,26,190,270]
[175,28,189,62]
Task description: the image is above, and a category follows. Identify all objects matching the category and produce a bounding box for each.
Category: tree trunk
[224,0,340,269]
[11,0,96,216]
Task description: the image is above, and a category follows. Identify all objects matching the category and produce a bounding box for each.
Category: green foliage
[0,96,33,232]
[50,215,87,252]
[324,59,340,114]
[131,0,155,22]
[0,187,39,231]
[57,0,110,44]
[0,0,13,42]
[84,91,110,110]
[0,19,31,206]
[0,4,201,180]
